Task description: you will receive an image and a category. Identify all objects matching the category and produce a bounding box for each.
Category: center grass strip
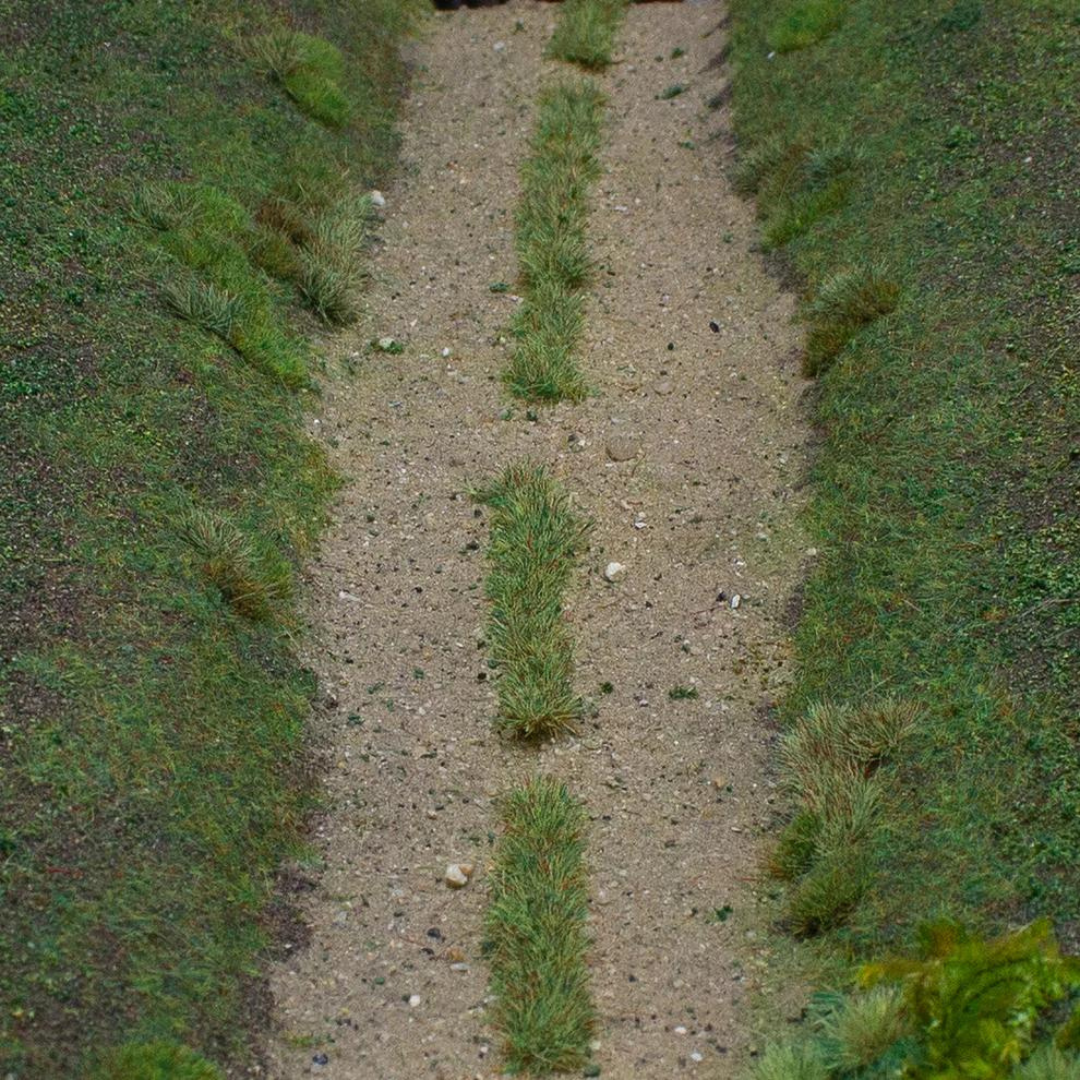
[547,0,629,71]
[504,81,605,404]
[476,464,590,738]
[486,776,595,1075]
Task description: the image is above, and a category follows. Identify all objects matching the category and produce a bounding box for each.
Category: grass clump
[801,263,900,376]
[250,30,352,128]
[485,777,595,1075]
[89,1041,224,1080]
[770,699,919,934]
[177,508,293,621]
[505,80,605,404]
[768,0,845,54]
[749,1040,831,1080]
[546,0,628,71]
[476,464,590,739]
[297,197,373,324]
[139,182,311,387]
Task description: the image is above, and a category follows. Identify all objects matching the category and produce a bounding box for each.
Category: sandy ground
[266,1,810,1076]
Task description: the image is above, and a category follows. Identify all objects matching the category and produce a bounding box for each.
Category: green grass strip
[476,464,589,739]
[547,0,629,70]
[486,776,595,1075]
[504,80,605,404]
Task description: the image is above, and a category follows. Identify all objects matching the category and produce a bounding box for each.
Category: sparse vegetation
[668,684,699,700]
[0,0,421,1073]
[547,0,628,71]
[504,80,605,403]
[475,464,590,739]
[485,777,595,1074]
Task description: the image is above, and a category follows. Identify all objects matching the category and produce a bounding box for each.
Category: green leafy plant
[861,920,1080,1079]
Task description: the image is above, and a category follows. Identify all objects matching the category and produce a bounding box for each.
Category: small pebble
[603,562,627,584]
[730,594,741,609]
[408,994,421,1008]
[370,189,386,208]
[445,864,471,888]
[674,1025,688,1035]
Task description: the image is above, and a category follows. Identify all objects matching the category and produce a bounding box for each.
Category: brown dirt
[266,1,810,1076]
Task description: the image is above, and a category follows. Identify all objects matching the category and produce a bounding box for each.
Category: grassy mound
[731,0,1080,949]
[0,0,421,1074]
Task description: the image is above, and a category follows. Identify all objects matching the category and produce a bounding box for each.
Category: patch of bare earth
[266,1,810,1077]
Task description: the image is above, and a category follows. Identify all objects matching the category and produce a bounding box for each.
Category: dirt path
[267,2,809,1077]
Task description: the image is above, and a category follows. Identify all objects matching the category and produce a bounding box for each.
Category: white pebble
[408,994,421,1007]
[603,562,627,583]
[370,189,386,208]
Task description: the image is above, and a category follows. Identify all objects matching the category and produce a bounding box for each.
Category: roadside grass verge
[547,0,628,71]
[728,0,1080,1047]
[485,777,595,1075]
[475,464,590,739]
[0,0,421,1074]
[504,80,605,403]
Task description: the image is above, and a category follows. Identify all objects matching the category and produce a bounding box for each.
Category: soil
[266,1,811,1076]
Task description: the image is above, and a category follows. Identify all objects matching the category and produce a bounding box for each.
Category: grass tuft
[89,1041,224,1080]
[802,263,900,376]
[177,508,292,621]
[748,1040,831,1080]
[485,777,595,1075]
[768,0,846,54]
[250,30,352,128]
[297,197,372,323]
[163,276,245,340]
[1015,1047,1080,1080]
[546,0,628,71]
[812,986,909,1072]
[772,699,919,933]
[476,464,590,739]
[505,80,605,404]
